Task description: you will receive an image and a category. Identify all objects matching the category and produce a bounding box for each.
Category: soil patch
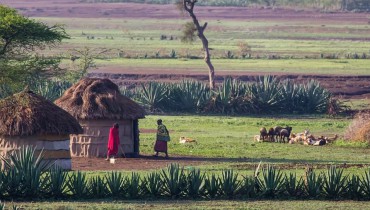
[71,155,370,171]
[2,0,369,24]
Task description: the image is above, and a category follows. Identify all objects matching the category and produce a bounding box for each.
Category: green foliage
[126,172,143,199]
[167,80,210,112]
[322,166,348,199]
[240,175,257,198]
[186,168,205,198]
[46,166,69,198]
[0,5,69,93]
[161,163,187,198]
[1,146,51,198]
[137,82,168,112]
[66,171,89,199]
[219,170,241,198]
[257,165,285,198]
[142,172,163,198]
[347,174,363,200]
[30,79,72,101]
[304,170,323,198]
[284,173,304,197]
[204,173,221,199]
[89,176,108,198]
[129,77,342,115]
[105,171,126,197]
[246,76,283,113]
[361,169,370,199]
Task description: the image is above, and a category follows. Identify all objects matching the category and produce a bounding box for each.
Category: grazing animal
[254,135,261,142]
[268,127,275,142]
[259,127,268,142]
[325,134,338,143]
[179,137,197,144]
[274,126,283,140]
[279,126,292,143]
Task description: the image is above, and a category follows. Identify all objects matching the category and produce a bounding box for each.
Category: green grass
[12,200,370,209]
[33,16,370,75]
[138,115,370,165]
[90,58,370,75]
[38,17,370,59]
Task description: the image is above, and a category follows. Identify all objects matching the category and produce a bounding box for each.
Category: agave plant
[1,146,52,197]
[257,165,284,198]
[284,172,304,197]
[207,77,248,114]
[161,163,187,198]
[137,82,168,112]
[167,80,210,112]
[186,168,205,198]
[126,172,143,199]
[304,169,323,198]
[142,172,163,198]
[239,175,257,198]
[2,169,22,198]
[245,76,283,114]
[204,173,220,199]
[89,176,108,198]
[46,165,69,198]
[66,171,89,199]
[105,171,126,197]
[219,170,241,199]
[300,80,331,114]
[347,174,363,200]
[280,80,305,113]
[361,169,370,199]
[322,166,347,199]
[31,79,72,101]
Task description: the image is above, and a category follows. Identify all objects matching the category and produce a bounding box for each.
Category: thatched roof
[0,90,83,136]
[55,78,145,120]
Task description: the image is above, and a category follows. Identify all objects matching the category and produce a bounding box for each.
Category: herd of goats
[255,126,338,146]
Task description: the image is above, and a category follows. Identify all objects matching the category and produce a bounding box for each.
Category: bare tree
[180,0,215,89]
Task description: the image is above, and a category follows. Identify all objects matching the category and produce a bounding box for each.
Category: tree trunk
[183,0,215,89]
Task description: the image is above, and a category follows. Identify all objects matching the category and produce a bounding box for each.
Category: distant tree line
[80,0,370,12]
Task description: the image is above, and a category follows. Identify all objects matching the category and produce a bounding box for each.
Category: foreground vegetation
[4,146,370,202]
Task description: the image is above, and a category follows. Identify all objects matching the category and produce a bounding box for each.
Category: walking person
[106,123,120,160]
[154,119,170,158]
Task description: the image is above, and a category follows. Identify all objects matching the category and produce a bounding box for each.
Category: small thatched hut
[0,90,83,170]
[55,78,145,158]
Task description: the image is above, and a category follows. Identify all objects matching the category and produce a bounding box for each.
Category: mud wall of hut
[0,135,71,170]
[70,120,134,158]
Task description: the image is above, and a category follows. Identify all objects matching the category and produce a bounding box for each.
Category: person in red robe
[106,123,120,160]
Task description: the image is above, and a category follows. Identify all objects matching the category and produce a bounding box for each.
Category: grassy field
[36,16,370,74]
[138,115,368,166]
[90,58,370,75]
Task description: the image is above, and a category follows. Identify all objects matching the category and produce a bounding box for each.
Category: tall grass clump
[345,111,370,142]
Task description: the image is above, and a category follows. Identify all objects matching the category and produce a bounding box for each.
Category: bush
[345,111,370,142]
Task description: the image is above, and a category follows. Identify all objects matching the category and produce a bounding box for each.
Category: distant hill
[80,0,370,12]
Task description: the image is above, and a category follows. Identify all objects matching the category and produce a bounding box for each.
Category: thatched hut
[55,78,145,158]
[0,90,83,170]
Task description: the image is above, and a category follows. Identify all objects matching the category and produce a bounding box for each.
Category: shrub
[345,111,370,142]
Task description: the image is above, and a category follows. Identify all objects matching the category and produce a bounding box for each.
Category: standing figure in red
[106,123,120,160]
